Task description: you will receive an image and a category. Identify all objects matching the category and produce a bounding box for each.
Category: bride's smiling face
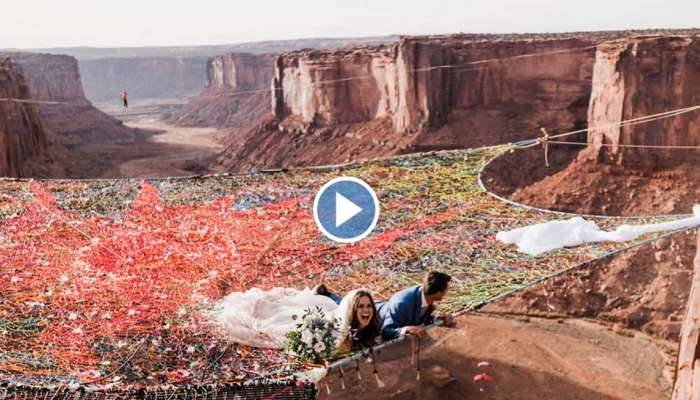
[356,295,374,328]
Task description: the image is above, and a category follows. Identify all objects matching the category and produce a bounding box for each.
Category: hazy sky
[2,0,698,49]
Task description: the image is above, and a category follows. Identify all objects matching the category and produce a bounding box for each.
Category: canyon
[0,52,154,177]
[216,34,599,171]
[166,53,277,128]
[51,36,398,106]
[215,30,700,173]
[4,52,144,144]
[495,35,700,215]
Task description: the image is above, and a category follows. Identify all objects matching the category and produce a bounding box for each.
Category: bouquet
[284,306,339,361]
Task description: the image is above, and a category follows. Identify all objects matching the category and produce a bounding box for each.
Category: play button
[335,192,363,227]
[313,177,380,243]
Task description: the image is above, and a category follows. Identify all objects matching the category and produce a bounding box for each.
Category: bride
[214,287,380,353]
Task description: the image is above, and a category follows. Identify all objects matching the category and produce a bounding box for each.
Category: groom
[377,271,453,340]
[314,271,453,339]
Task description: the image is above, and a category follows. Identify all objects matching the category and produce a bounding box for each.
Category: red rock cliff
[0,58,47,177]
[216,35,598,172]
[205,53,276,94]
[169,53,276,128]
[219,32,700,172]
[6,52,142,144]
[272,35,596,145]
[585,36,700,168]
[3,53,89,105]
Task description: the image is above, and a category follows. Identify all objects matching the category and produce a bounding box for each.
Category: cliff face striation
[503,35,700,215]
[272,36,596,142]
[584,36,700,168]
[167,53,276,128]
[6,52,144,144]
[217,35,597,172]
[204,53,276,94]
[0,58,48,177]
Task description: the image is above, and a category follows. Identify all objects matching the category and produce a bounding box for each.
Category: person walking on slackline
[122,90,128,108]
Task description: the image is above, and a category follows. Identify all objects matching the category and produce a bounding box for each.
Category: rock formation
[502,35,700,215]
[272,36,596,139]
[205,53,276,94]
[5,52,144,144]
[484,228,697,342]
[217,34,599,172]
[584,36,700,168]
[167,53,276,128]
[0,57,48,177]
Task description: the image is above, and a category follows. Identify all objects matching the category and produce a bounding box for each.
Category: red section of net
[1,181,456,378]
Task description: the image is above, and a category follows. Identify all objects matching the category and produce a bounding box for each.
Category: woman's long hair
[344,290,380,351]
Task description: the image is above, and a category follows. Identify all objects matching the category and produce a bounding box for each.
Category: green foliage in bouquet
[284,306,340,362]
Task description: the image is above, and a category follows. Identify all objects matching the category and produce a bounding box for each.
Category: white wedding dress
[498,204,700,256]
[214,287,358,349]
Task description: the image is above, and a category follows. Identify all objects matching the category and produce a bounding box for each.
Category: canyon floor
[60,101,225,178]
[117,118,223,177]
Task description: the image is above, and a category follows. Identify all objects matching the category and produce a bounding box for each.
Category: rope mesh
[0,146,680,395]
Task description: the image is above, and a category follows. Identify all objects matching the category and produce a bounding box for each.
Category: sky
[1,0,699,49]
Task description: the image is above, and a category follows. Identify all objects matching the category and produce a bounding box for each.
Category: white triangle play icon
[335,192,363,227]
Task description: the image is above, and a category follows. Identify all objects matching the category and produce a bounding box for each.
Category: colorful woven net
[0,146,674,394]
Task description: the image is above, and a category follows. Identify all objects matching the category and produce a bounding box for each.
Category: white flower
[313,341,326,354]
[68,312,78,320]
[301,329,314,346]
[59,274,69,284]
[10,276,20,283]
[186,345,196,353]
[127,309,137,316]
[72,327,83,334]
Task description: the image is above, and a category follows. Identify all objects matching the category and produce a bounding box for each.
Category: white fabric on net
[214,287,362,349]
[497,205,700,256]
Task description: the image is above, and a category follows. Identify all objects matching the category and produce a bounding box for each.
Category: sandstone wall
[7,52,143,144]
[205,53,276,94]
[0,58,47,177]
[585,36,700,168]
[2,53,90,105]
[272,46,400,127]
[167,53,276,128]
[272,36,596,144]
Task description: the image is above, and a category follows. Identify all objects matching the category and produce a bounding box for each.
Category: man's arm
[380,301,408,340]
[423,308,435,326]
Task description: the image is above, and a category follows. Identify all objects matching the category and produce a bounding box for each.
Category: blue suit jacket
[377,285,435,340]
